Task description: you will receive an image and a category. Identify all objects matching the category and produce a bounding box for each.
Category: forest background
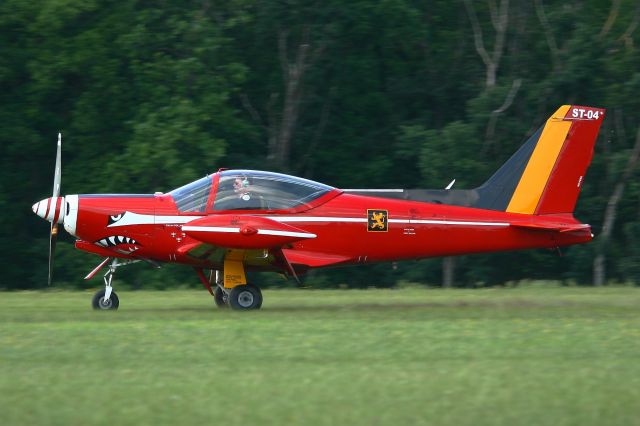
[2,0,639,290]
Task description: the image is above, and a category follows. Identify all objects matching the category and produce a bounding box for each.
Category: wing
[182,215,353,281]
[182,215,317,249]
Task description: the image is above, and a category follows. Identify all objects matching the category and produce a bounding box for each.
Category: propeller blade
[48,133,62,286]
[49,222,58,286]
[53,133,62,198]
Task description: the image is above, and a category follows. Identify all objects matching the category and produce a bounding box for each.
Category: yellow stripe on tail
[506,105,572,214]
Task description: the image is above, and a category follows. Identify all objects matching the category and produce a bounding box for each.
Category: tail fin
[344,106,605,214]
[476,105,605,215]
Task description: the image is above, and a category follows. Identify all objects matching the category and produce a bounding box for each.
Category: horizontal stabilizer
[183,215,316,249]
[510,221,591,233]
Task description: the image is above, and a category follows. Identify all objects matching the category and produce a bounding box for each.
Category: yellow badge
[367,209,388,232]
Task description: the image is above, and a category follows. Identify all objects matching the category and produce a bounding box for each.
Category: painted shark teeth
[95,236,139,248]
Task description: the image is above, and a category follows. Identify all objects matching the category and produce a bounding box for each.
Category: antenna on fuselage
[445,179,456,190]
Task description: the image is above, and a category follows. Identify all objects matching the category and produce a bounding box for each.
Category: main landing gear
[228,284,263,310]
[196,269,263,311]
[213,286,228,308]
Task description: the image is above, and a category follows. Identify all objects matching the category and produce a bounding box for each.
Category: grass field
[1,286,639,426]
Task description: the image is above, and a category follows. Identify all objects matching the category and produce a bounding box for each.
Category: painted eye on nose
[108,213,124,225]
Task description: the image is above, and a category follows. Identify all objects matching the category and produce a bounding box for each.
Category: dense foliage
[2,0,639,289]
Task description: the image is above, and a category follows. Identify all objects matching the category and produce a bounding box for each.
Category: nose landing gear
[92,288,119,310]
[91,258,125,310]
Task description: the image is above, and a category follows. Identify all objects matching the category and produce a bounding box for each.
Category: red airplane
[33,105,605,310]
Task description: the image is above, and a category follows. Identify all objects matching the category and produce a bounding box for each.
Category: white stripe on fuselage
[182,225,317,239]
[394,219,509,227]
[267,216,368,223]
[267,216,509,227]
[182,226,238,233]
[108,211,195,227]
[109,212,509,228]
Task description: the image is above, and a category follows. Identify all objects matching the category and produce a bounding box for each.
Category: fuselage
[65,186,592,272]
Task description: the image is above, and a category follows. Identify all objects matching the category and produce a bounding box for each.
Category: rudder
[532,106,605,214]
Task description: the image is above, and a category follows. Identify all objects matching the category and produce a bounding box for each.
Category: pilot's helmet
[233,175,250,191]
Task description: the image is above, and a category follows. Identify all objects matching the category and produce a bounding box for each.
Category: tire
[228,284,263,310]
[214,286,229,308]
[92,289,119,310]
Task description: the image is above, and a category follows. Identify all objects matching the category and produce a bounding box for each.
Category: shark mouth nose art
[95,236,139,248]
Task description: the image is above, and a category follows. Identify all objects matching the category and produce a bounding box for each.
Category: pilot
[233,176,252,199]
[216,176,266,210]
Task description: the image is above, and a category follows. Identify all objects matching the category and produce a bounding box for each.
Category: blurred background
[1,0,639,289]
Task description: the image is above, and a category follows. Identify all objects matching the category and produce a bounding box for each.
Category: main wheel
[213,286,229,308]
[228,284,263,310]
[92,289,119,310]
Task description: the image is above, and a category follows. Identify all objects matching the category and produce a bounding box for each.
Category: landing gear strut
[214,286,228,308]
[212,270,228,308]
[91,258,124,310]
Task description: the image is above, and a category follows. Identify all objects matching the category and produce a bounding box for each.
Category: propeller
[48,133,62,286]
[31,133,67,286]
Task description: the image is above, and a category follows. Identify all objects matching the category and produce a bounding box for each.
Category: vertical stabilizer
[344,106,605,216]
[478,105,605,215]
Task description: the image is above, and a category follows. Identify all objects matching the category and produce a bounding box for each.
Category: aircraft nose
[33,199,48,219]
[32,197,65,224]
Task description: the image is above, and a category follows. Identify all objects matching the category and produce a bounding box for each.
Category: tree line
[2,0,639,289]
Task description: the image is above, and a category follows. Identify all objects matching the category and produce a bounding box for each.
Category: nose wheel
[92,288,120,310]
[91,258,125,310]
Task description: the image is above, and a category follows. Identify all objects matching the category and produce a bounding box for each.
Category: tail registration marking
[570,107,602,120]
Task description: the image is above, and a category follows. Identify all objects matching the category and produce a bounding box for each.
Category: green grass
[1,287,639,426]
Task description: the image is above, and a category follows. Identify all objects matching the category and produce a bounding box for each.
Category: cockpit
[168,170,336,213]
